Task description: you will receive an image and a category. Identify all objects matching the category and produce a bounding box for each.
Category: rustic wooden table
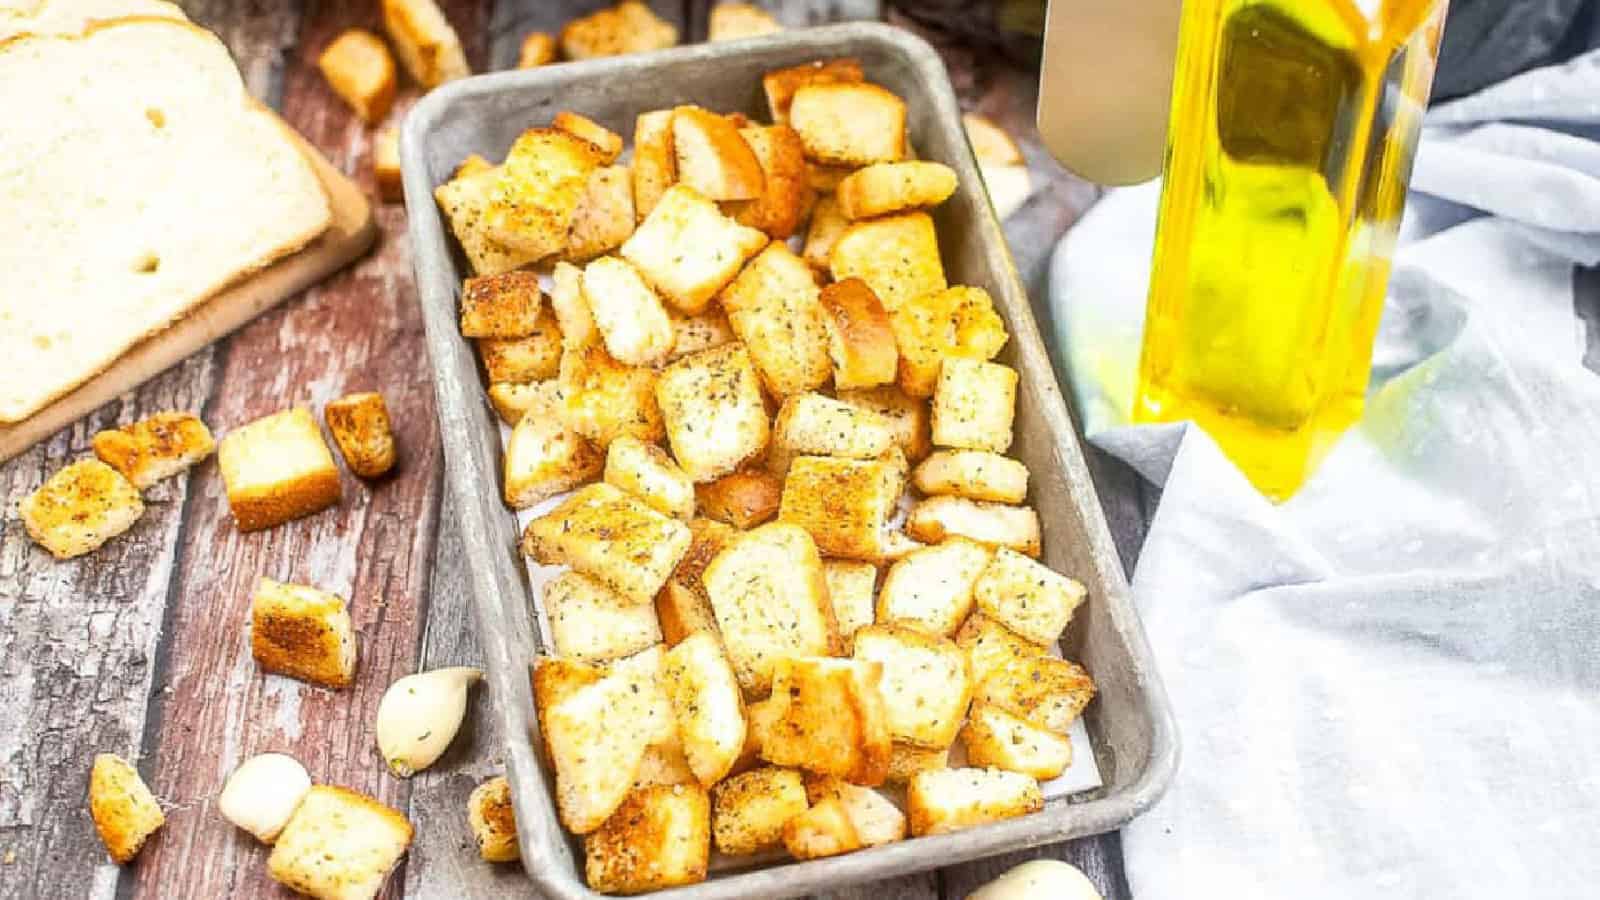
[0,2,1153,898]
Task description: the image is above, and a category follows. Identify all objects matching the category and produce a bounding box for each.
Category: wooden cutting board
[0,127,377,465]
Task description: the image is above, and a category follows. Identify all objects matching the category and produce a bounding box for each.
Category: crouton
[758,657,891,785]
[585,784,710,893]
[790,82,907,166]
[91,411,214,490]
[886,743,948,784]
[768,393,896,477]
[817,278,896,391]
[518,30,556,68]
[837,161,959,220]
[560,1,679,60]
[503,385,604,508]
[783,798,862,860]
[382,0,469,87]
[323,392,397,479]
[656,518,735,645]
[963,113,1025,165]
[374,127,403,202]
[694,469,782,528]
[906,497,1041,557]
[875,539,991,637]
[524,482,692,604]
[582,257,674,366]
[931,358,1018,452]
[777,455,903,561]
[763,58,864,124]
[837,385,932,463]
[661,633,747,786]
[727,124,810,238]
[974,549,1085,646]
[250,578,356,688]
[468,776,520,862]
[955,613,1042,684]
[802,776,906,847]
[268,785,413,899]
[710,767,808,855]
[88,754,163,864]
[906,768,1042,837]
[485,128,605,259]
[961,703,1073,780]
[545,571,664,662]
[544,668,675,833]
[719,243,832,397]
[218,407,341,532]
[655,343,770,482]
[670,106,764,202]
[913,450,1029,504]
[852,625,970,749]
[631,109,677,220]
[486,380,545,425]
[532,656,607,763]
[807,163,853,192]
[667,309,737,362]
[455,154,494,179]
[476,308,563,382]
[620,185,769,314]
[317,29,395,124]
[830,212,946,315]
[565,166,637,261]
[703,523,839,696]
[822,559,877,650]
[554,111,625,164]
[549,261,600,350]
[710,3,782,41]
[434,165,540,276]
[802,193,850,271]
[558,344,665,448]
[974,655,1096,733]
[605,435,694,519]
[636,740,698,789]
[889,285,1009,396]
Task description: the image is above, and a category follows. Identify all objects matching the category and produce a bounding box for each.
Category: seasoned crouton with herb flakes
[662,633,747,787]
[836,161,959,220]
[251,578,357,688]
[906,767,1042,837]
[694,468,782,528]
[503,384,604,508]
[564,166,637,262]
[324,392,397,479]
[875,538,991,637]
[822,559,878,649]
[382,0,469,88]
[485,128,605,260]
[853,625,971,749]
[777,455,905,562]
[585,783,710,893]
[961,702,1073,780]
[703,523,839,696]
[666,309,737,362]
[837,385,932,463]
[974,655,1096,734]
[518,30,556,68]
[459,270,543,338]
[632,109,678,220]
[672,106,765,202]
[582,256,674,366]
[709,2,782,41]
[768,392,897,477]
[762,58,864,123]
[554,111,625,163]
[783,797,862,860]
[829,211,946,315]
[719,243,833,398]
[558,344,666,448]
[524,482,691,604]
[88,753,164,864]
[727,124,811,239]
[486,380,545,426]
[710,766,808,855]
[559,1,679,60]
[956,613,1043,684]
[91,411,214,490]
[819,278,898,391]
[545,571,664,662]
[434,165,541,276]
[620,184,767,315]
[605,435,695,519]
[656,343,771,482]
[544,666,677,833]
[757,656,891,785]
[889,285,1009,397]
[268,784,413,899]
[906,496,1041,558]
[886,743,948,784]
[476,306,562,382]
[932,358,1018,452]
[549,261,600,351]
[218,407,340,532]
[532,656,607,762]
[317,29,396,124]
[468,776,520,862]
[802,193,850,271]
[974,548,1086,646]
[912,450,1029,504]
[790,82,907,166]
[802,775,906,847]
[656,518,736,645]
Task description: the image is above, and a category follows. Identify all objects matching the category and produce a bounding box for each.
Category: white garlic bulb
[968,859,1104,900]
[217,752,311,843]
[375,666,483,777]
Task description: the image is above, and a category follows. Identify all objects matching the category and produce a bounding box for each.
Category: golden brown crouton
[268,785,414,899]
[548,261,599,350]
[251,578,357,688]
[876,538,991,637]
[604,435,693,520]
[758,657,891,785]
[853,625,971,749]
[783,797,862,860]
[837,161,959,220]
[961,703,1073,780]
[631,109,678,221]
[906,767,1042,837]
[807,162,855,192]
[837,385,932,463]
[545,571,663,662]
[802,193,850,271]
[218,407,341,532]
[830,212,946,315]
[89,753,164,864]
[912,450,1029,504]
[777,455,903,562]
[560,1,679,60]
[374,127,403,203]
[468,776,520,862]
[886,743,949,784]
[524,482,692,604]
[763,58,865,124]
[324,392,397,479]
[502,383,604,507]
[963,113,1025,165]
[581,257,673,366]
[974,655,1096,734]
[822,559,877,650]
[768,392,897,477]
[620,184,768,314]
[710,767,808,855]
[317,29,395,124]
[802,775,907,847]
[666,309,737,362]
[818,278,898,391]
[455,154,495,180]
[585,783,710,893]
[703,523,839,696]
[518,30,556,68]
[906,496,1041,557]
[662,633,747,787]
[532,656,607,763]
[694,468,782,528]
[476,308,563,382]
[434,165,541,276]
[486,380,544,426]
[381,0,469,88]
[889,285,1009,397]
[790,82,907,166]
[974,549,1085,647]
[558,344,666,448]
[671,106,764,202]
[564,166,637,262]
[485,128,605,260]
[554,111,625,164]
[720,243,832,397]
[543,667,675,833]
[955,613,1042,685]
[931,358,1018,452]
[709,3,782,41]
[727,124,810,239]
[635,740,698,790]
[655,343,770,482]
[91,410,214,490]
[655,518,735,645]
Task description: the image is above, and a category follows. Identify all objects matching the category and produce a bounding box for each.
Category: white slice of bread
[0,0,186,41]
[0,18,332,422]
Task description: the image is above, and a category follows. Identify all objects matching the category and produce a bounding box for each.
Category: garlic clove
[217,752,312,843]
[968,859,1103,900]
[375,666,483,777]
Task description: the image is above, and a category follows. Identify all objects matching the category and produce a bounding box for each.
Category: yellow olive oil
[1136,0,1447,499]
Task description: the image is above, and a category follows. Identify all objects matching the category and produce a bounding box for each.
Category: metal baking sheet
[400,22,1178,900]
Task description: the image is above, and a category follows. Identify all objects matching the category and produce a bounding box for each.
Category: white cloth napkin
[1047,51,1600,899]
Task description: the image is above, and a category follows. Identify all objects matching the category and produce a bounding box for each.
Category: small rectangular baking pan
[401,22,1177,899]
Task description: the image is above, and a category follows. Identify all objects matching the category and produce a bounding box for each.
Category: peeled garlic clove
[376,666,483,777]
[968,859,1103,900]
[217,752,311,843]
